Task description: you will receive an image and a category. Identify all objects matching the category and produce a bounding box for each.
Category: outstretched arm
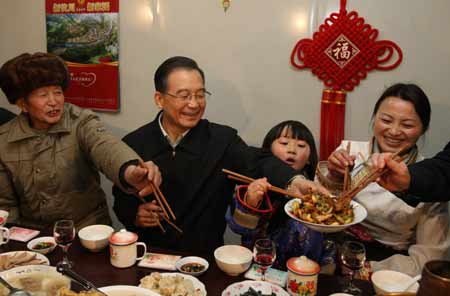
[372,141,450,204]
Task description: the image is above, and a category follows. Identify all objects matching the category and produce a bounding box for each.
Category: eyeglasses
[163,90,211,103]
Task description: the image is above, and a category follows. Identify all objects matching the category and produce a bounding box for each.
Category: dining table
[0,228,376,296]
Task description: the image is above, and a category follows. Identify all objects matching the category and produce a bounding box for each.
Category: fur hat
[0,52,69,104]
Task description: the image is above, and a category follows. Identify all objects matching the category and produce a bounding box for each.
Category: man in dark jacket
[113,56,320,253]
[0,107,15,125]
[372,141,450,205]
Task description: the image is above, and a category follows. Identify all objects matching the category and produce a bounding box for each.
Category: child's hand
[246,178,271,207]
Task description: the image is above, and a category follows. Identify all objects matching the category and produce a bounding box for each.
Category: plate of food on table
[0,265,70,296]
[284,192,367,233]
[222,280,289,296]
[139,272,206,296]
[0,250,49,271]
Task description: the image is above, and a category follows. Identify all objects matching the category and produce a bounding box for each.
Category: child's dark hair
[262,120,318,179]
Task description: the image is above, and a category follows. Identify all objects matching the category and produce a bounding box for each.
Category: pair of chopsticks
[336,146,409,210]
[343,142,352,191]
[137,160,182,234]
[222,169,304,200]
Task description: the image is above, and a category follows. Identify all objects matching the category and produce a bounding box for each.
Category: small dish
[27,236,56,255]
[175,256,209,276]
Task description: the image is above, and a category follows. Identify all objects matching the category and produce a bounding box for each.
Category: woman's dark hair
[154,56,205,93]
[372,83,431,133]
[0,52,69,104]
[262,120,318,179]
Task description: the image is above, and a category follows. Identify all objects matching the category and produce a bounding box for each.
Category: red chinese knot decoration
[290,0,403,160]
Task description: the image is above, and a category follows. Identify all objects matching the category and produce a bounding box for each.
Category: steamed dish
[290,193,354,225]
[140,272,202,296]
[0,272,69,296]
[0,252,47,271]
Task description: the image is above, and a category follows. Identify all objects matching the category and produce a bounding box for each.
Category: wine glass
[53,219,75,268]
[340,241,366,295]
[253,238,276,281]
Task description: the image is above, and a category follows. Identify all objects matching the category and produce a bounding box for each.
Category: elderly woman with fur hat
[0,52,161,229]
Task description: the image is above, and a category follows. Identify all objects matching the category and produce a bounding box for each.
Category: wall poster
[46,0,120,111]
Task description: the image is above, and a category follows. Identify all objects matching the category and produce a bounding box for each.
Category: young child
[226,120,335,272]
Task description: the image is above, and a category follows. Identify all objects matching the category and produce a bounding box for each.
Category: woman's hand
[327,148,356,179]
[246,178,271,207]
[135,200,164,228]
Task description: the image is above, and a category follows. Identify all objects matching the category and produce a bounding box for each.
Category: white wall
[1,0,450,241]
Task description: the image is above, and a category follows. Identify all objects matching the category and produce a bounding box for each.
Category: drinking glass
[253,238,276,281]
[340,241,366,295]
[53,219,75,268]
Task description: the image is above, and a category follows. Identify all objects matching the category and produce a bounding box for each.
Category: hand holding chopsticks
[335,146,410,210]
[222,169,329,200]
[124,160,162,197]
[369,151,412,192]
[134,160,182,234]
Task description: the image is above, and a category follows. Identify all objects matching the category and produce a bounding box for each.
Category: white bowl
[372,270,419,294]
[100,285,160,296]
[214,245,253,276]
[175,256,209,276]
[284,199,367,233]
[78,224,114,252]
[27,236,56,255]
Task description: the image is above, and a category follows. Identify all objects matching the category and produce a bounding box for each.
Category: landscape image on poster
[47,13,118,64]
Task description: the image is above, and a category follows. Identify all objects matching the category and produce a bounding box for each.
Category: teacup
[0,210,9,226]
[0,210,9,246]
[287,256,320,296]
[417,260,450,296]
[109,229,146,268]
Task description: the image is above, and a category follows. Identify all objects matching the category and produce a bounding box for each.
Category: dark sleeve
[111,132,143,232]
[0,108,16,125]
[112,184,140,232]
[223,132,296,188]
[404,141,450,204]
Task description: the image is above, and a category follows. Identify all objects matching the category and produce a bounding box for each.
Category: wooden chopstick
[222,169,304,200]
[222,169,254,183]
[162,215,183,234]
[336,146,410,209]
[155,216,166,233]
[153,183,176,221]
[343,142,351,191]
[136,159,181,234]
[137,159,176,220]
[149,183,170,220]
